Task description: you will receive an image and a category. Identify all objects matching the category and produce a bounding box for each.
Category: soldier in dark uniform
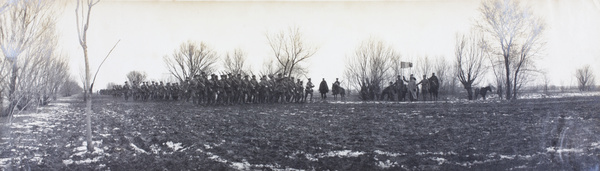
[207,74,218,105]
[249,75,258,103]
[305,78,315,102]
[123,81,130,101]
[296,79,304,103]
[319,78,329,100]
[395,75,407,101]
[360,80,369,100]
[418,75,430,101]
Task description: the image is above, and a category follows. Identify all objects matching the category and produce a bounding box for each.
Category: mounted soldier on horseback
[331,78,345,100]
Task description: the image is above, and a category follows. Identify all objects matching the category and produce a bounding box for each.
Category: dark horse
[474,86,493,100]
[428,78,439,101]
[332,84,345,100]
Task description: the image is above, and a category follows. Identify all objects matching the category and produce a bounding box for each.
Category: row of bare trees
[445,0,549,100]
[344,38,397,93]
[342,0,549,100]
[477,0,546,100]
[343,38,455,100]
[0,0,75,116]
[164,26,317,83]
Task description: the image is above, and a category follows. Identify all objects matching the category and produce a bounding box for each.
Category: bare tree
[433,56,451,95]
[0,52,8,110]
[75,0,100,152]
[455,31,488,100]
[478,0,546,100]
[266,26,317,77]
[344,38,397,93]
[541,71,550,95]
[0,0,56,116]
[223,48,249,75]
[576,65,595,91]
[164,41,219,82]
[391,54,404,78]
[61,79,83,97]
[486,50,505,99]
[259,58,278,77]
[126,70,147,86]
[416,55,433,77]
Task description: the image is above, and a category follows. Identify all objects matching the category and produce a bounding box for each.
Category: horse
[428,78,439,101]
[380,84,396,101]
[474,85,493,100]
[332,83,345,100]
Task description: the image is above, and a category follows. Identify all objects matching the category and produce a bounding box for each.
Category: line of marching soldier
[102,73,319,105]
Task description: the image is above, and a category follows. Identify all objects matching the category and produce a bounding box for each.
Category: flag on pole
[401,62,413,68]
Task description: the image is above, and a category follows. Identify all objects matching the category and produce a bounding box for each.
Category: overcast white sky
[55,0,600,90]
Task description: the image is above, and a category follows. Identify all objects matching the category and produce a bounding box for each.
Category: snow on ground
[319,150,365,158]
[130,143,150,154]
[376,159,399,169]
[62,140,108,167]
[430,157,447,165]
[546,147,584,153]
[374,150,406,157]
[1,99,73,169]
[519,91,600,99]
[328,91,600,104]
[165,141,184,152]
[591,142,600,150]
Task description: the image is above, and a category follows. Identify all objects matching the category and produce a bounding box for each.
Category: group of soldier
[361,73,439,102]
[102,72,440,104]
[102,73,327,105]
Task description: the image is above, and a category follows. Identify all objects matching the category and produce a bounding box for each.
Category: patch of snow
[431,157,447,165]
[202,151,300,170]
[150,144,160,154]
[99,133,111,137]
[546,147,584,153]
[206,152,228,163]
[130,143,149,154]
[374,150,406,157]
[305,153,318,161]
[591,142,600,149]
[416,151,458,156]
[230,160,251,170]
[62,159,73,165]
[455,159,493,167]
[500,155,515,159]
[165,141,183,151]
[322,150,364,158]
[376,160,398,169]
[520,92,600,99]
[0,158,12,167]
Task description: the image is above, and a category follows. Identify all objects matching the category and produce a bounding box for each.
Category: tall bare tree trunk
[83,47,93,151]
[504,59,512,100]
[76,0,100,152]
[7,58,18,116]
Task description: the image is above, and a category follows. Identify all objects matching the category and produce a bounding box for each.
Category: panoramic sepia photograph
[1,0,599,170]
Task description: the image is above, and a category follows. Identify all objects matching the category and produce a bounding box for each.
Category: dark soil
[1,95,599,170]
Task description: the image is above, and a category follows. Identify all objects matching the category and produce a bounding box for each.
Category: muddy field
[1,94,599,170]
